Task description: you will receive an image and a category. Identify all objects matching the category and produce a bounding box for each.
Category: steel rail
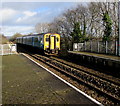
[28,53,120,104]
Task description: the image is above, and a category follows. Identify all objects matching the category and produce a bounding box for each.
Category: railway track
[50,56,120,86]
[25,53,120,104]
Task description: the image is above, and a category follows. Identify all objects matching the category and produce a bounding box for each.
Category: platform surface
[2,54,98,104]
[68,51,120,62]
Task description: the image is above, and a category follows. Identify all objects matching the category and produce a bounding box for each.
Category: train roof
[17,32,60,38]
[22,33,45,37]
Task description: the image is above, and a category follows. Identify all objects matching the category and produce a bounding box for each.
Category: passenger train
[16,33,60,54]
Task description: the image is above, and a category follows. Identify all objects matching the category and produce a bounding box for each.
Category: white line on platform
[22,53,103,106]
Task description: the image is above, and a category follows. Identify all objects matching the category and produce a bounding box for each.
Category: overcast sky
[0,2,83,36]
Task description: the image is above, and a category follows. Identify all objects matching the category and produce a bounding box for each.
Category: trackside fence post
[84,41,86,51]
[90,41,92,52]
[1,45,3,55]
[105,41,108,54]
[98,41,99,53]
[9,44,11,55]
[118,1,120,56]
[77,43,79,51]
[115,40,118,55]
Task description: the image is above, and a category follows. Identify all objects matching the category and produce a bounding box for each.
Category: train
[16,33,60,54]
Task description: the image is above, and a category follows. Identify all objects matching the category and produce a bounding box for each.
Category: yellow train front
[16,33,60,55]
[44,33,60,54]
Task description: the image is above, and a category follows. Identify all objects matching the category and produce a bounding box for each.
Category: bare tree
[87,2,104,39]
[35,23,50,33]
[35,1,118,49]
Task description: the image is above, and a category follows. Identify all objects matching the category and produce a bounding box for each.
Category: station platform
[2,54,98,104]
[68,51,120,62]
[68,51,120,77]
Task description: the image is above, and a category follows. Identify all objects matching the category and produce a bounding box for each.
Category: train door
[50,35,56,50]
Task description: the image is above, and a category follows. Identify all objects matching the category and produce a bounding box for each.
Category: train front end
[44,33,60,55]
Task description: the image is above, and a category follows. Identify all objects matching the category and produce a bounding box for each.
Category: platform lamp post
[118,1,120,56]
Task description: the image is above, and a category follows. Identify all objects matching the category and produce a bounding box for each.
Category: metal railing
[73,41,119,56]
[0,44,17,55]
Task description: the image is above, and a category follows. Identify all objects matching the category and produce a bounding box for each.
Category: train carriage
[16,33,60,55]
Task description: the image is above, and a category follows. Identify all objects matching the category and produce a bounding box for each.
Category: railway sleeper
[67,68,119,98]
[31,54,120,102]
[51,59,120,98]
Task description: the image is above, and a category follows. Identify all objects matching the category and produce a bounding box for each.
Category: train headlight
[46,46,49,48]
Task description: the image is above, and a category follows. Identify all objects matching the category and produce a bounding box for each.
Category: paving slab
[2,54,98,104]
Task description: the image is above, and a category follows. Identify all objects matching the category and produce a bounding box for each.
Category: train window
[46,38,49,42]
[56,37,59,42]
[34,37,38,42]
[28,38,31,42]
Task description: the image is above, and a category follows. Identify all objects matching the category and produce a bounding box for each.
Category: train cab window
[46,38,49,42]
[56,37,59,42]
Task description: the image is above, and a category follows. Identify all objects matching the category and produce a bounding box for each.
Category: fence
[0,44,17,55]
[73,41,118,55]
